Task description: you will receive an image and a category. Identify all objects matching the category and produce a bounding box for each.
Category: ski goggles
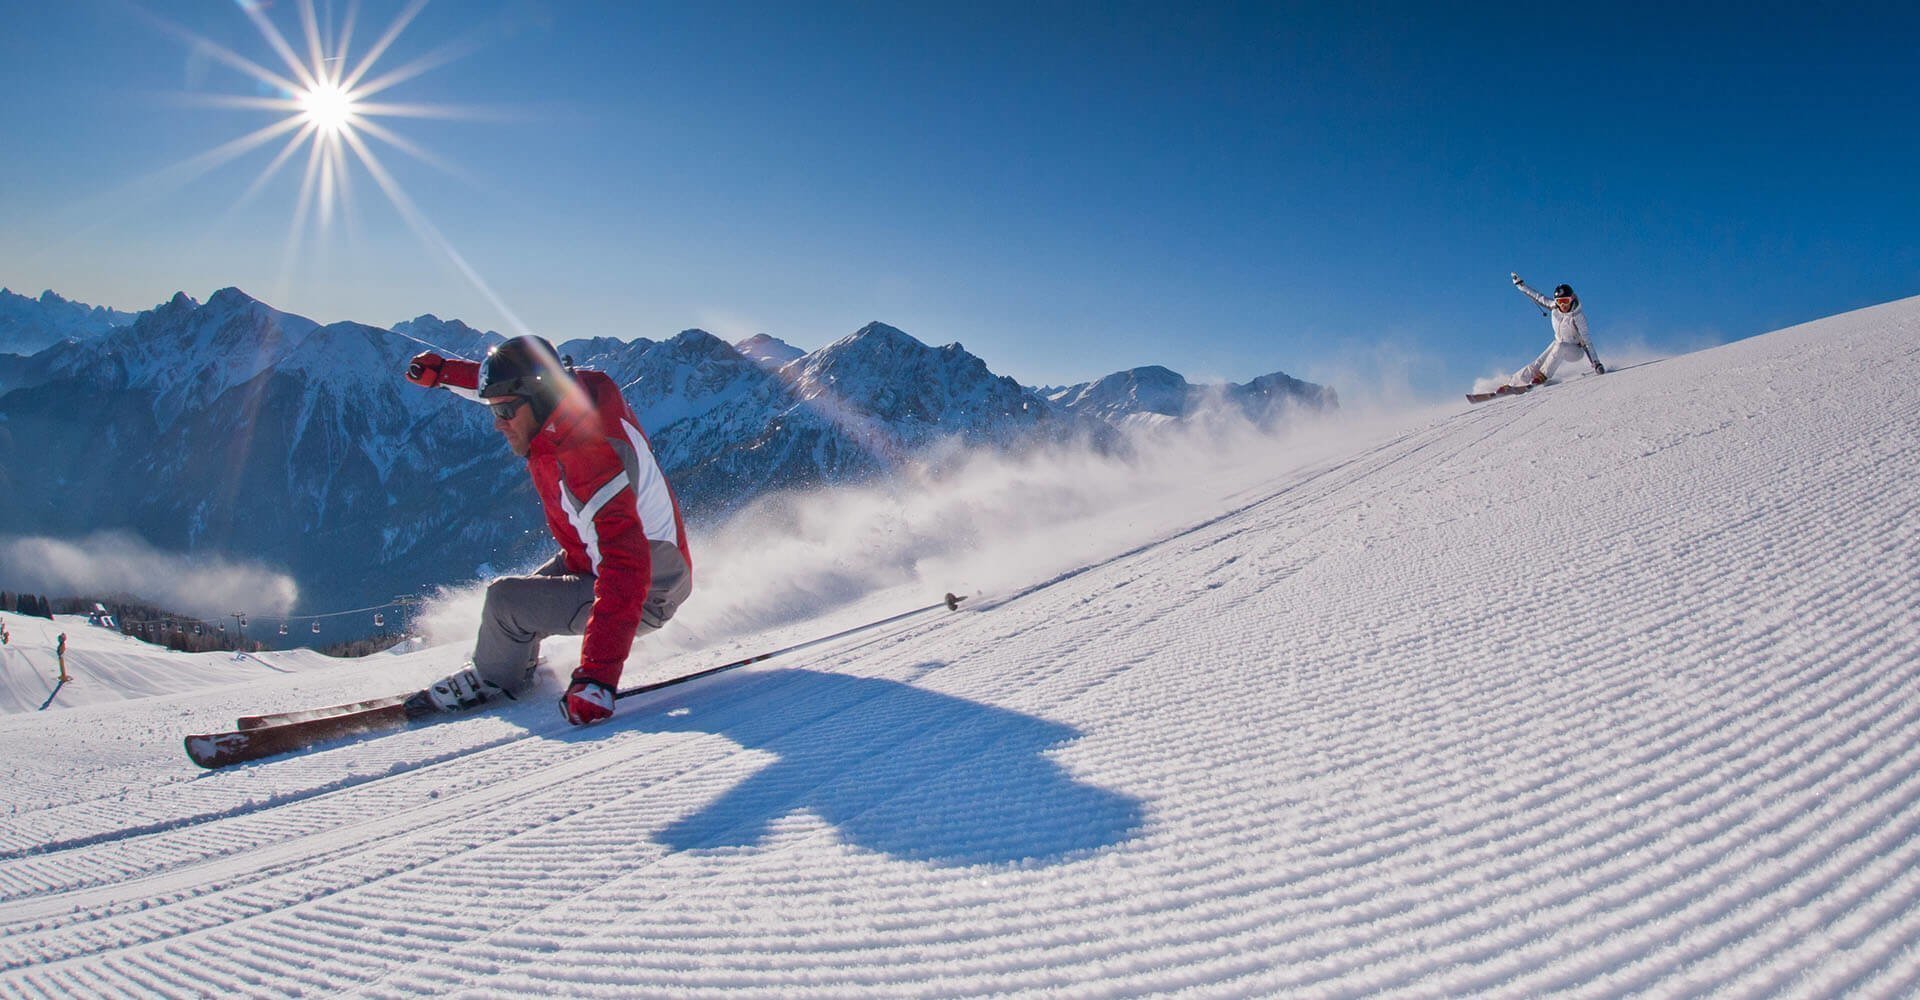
[488,396,530,421]
[1553,296,1575,309]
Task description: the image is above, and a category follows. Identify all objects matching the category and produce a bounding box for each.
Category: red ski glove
[406,351,445,387]
[561,677,616,726]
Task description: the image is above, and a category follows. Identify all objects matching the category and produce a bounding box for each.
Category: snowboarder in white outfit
[1509,273,1605,386]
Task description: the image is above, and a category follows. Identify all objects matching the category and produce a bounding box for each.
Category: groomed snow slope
[2,296,1918,997]
[0,613,354,715]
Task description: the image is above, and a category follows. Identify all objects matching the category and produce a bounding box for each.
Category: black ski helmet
[1552,283,1576,299]
[480,335,570,425]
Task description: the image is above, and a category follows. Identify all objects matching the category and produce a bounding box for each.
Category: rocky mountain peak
[666,328,738,359]
[734,333,805,370]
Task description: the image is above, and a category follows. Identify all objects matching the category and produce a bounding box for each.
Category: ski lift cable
[113,595,423,629]
[260,595,424,623]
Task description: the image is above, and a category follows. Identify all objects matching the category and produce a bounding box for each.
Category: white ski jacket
[1515,279,1591,346]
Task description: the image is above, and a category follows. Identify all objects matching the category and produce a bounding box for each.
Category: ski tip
[183,733,236,769]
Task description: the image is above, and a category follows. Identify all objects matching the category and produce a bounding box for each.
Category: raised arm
[1510,273,1552,310]
[404,352,486,403]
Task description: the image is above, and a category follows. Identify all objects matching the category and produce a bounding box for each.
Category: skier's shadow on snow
[631,666,1144,866]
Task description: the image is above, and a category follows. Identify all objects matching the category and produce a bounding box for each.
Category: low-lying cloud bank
[0,531,299,620]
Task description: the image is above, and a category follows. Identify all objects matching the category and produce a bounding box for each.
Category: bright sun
[298,82,356,135]
[162,0,533,335]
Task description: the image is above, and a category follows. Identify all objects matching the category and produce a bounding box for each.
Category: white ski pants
[1514,339,1602,386]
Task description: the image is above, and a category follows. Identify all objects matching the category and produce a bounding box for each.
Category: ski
[237,693,411,730]
[1466,383,1533,403]
[186,691,437,769]
[185,593,968,769]
[1465,378,1563,404]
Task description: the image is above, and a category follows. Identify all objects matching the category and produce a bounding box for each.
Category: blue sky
[2,1,1914,397]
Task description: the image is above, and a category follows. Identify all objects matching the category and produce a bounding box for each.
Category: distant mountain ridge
[1045,365,1338,428]
[0,288,136,357]
[0,286,1334,626]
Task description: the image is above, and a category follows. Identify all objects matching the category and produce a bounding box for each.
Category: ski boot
[422,666,507,713]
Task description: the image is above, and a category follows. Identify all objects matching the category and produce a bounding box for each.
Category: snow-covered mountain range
[0,287,1333,621]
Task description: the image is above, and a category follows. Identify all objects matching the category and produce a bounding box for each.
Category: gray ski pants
[471,540,693,695]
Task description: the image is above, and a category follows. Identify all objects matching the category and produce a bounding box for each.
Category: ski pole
[615,592,966,700]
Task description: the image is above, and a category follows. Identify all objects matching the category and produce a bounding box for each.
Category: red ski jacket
[440,358,692,686]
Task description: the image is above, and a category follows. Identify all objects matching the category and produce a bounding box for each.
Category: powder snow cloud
[417,399,1429,670]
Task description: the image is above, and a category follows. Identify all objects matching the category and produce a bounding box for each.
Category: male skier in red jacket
[405,335,693,725]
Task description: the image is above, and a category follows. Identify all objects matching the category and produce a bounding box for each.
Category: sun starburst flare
[298,81,359,135]
[140,0,531,336]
